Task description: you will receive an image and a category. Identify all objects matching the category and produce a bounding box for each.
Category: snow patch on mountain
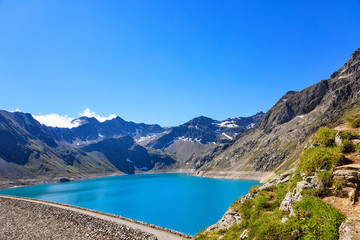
[217,119,239,128]
[222,133,233,140]
[178,136,202,143]
[135,132,162,143]
[246,123,255,129]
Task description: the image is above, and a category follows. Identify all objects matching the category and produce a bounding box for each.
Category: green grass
[341,139,355,153]
[346,115,360,128]
[313,127,337,147]
[291,196,344,240]
[339,131,357,140]
[317,170,333,188]
[299,146,343,175]
[197,192,344,240]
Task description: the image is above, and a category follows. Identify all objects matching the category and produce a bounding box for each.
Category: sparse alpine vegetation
[196,122,360,239]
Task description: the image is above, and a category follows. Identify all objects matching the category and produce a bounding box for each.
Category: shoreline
[191,170,273,183]
[0,169,195,191]
[0,169,271,191]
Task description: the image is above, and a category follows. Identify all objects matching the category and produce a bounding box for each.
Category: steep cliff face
[193,48,360,178]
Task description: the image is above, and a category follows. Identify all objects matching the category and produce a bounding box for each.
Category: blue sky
[1,0,360,127]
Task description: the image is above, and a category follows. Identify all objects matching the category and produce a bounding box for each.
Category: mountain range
[0,107,263,179]
[0,48,359,183]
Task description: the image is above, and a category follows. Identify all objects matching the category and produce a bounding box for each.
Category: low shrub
[313,127,337,147]
[249,185,259,194]
[302,188,321,197]
[239,199,255,220]
[289,170,302,190]
[292,196,344,240]
[333,179,345,192]
[339,131,357,140]
[346,115,360,128]
[300,146,344,175]
[317,170,333,188]
[255,193,270,210]
[341,139,355,153]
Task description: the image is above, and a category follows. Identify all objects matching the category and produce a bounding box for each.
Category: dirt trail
[323,197,360,239]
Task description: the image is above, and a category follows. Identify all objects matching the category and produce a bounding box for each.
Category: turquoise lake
[0,173,258,235]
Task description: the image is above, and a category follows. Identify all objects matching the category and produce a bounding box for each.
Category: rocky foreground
[0,195,191,240]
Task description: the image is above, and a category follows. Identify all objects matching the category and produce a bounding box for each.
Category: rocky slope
[193,48,360,179]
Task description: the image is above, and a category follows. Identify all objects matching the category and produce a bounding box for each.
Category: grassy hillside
[196,115,360,239]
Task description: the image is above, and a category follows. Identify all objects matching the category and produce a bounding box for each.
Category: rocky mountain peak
[185,116,215,127]
[276,91,297,105]
[71,116,100,126]
[331,48,360,79]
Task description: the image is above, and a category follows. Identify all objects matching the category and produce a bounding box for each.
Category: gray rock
[333,170,358,182]
[258,168,295,191]
[205,209,242,232]
[281,217,289,223]
[309,143,322,148]
[339,218,358,240]
[279,192,293,212]
[240,229,249,239]
[335,131,343,146]
[279,175,317,216]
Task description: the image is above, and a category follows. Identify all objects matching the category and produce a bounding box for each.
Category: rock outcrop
[206,209,242,232]
[279,175,320,216]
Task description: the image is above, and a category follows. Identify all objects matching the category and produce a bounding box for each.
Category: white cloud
[9,108,21,112]
[33,108,117,128]
[80,108,116,122]
[33,113,79,128]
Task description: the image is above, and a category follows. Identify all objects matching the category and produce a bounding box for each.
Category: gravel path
[0,195,191,240]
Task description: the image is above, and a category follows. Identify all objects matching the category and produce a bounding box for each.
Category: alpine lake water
[0,173,259,236]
